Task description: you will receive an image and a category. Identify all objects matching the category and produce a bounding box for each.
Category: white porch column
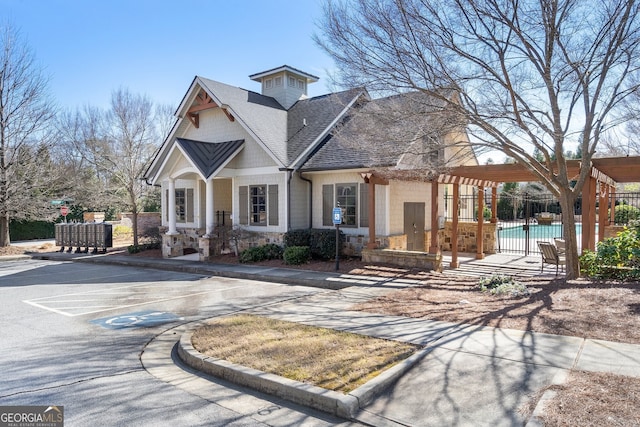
[205,177,215,236]
[167,178,178,235]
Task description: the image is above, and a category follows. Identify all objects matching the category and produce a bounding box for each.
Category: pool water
[499,223,583,239]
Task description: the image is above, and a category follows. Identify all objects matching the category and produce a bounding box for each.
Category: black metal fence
[445,190,640,255]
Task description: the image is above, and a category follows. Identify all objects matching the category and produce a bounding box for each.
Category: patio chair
[554,238,566,255]
[537,241,566,276]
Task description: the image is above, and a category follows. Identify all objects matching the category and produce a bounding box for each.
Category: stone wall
[362,249,442,271]
[439,221,497,254]
[120,212,162,236]
[160,227,204,257]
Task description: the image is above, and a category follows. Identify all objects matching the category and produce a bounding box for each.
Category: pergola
[363,155,640,269]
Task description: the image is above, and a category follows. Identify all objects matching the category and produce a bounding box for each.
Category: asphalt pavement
[22,249,640,426]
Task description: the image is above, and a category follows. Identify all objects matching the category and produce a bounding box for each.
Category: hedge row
[239,228,345,265]
[283,228,344,260]
[10,220,55,241]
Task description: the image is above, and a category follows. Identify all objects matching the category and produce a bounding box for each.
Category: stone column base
[199,236,217,262]
[162,233,184,258]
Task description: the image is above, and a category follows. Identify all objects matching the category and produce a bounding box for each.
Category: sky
[0,0,336,111]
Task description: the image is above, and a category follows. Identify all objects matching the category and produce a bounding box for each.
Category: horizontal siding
[234,173,287,233]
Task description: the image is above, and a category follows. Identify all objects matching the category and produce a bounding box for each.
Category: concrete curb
[177,325,432,420]
[31,253,350,290]
[525,369,569,427]
[0,254,32,262]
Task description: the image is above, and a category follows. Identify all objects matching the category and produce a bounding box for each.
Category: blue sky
[0,0,336,110]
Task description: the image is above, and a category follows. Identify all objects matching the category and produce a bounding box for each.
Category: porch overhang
[176,138,244,180]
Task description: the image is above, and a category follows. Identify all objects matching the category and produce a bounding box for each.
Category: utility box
[94,223,113,253]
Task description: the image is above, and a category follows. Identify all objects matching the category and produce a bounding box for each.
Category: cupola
[249,65,319,109]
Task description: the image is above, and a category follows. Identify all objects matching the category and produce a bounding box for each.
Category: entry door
[404,202,425,251]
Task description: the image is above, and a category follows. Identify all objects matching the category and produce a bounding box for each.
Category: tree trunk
[132,209,139,247]
[0,214,9,247]
[558,191,579,279]
[0,163,8,247]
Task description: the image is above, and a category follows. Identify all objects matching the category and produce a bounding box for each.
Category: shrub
[612,204,640,225]
[127,242,160,254]
[262,243,284,260]
[579,225,640,280]
[284,229,344,260]
[283,246,311,265]
[113,224,133,238]
[283,229,311,247]
[239,243,283,263]
[478,274,529,298]
[475,206,492,221]
[10,220,55,240]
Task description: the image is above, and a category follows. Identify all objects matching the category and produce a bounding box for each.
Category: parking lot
[0,258,347,427]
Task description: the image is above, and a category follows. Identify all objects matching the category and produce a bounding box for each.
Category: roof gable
[197,77,288,166]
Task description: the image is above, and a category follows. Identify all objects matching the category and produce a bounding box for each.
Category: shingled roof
[300,91,455,171]
[285,88,365,166]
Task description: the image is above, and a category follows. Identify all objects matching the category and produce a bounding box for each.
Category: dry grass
[540,370,640,426]
[0,242,56,255]
[190,314,419,393]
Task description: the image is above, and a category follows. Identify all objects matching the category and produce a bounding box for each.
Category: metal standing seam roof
[176,138,244,179]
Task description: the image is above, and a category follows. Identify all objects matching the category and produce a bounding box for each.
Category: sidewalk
[28,250,640,426]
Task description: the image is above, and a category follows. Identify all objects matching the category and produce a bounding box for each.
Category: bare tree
[0,23,56,245]
[57,90,167,245]
[103,88,158,246]
[55,107,117,212]
[316,0,640,278]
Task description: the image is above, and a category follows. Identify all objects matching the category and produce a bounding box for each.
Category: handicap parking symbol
[91,310,183,329]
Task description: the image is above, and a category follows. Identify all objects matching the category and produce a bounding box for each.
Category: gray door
[404,202,425,251]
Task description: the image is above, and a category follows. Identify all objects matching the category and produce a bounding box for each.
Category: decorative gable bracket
[187,90,235,128]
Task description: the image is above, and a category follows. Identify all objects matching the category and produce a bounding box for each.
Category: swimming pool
[498,223,579,239]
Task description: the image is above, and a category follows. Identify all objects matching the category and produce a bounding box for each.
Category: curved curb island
[178,327,433,419]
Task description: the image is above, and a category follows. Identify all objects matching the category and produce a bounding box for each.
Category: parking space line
[22,283,253,317]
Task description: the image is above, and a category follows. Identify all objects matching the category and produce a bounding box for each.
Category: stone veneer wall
[120,212,162,235]
[160,227,204,257]
[163,221,498,259]
[233,231,286,253]
[438,221,497,254]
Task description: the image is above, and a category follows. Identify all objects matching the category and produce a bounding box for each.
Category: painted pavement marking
[23,280,258,317]
[91,310,184,329]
